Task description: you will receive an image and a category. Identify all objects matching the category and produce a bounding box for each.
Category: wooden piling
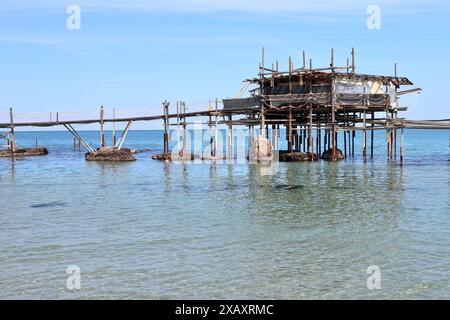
[163,101,169,155]
[371,111,374,159]
[400,122,404,164]
[214,98,218,157]
[343,129,347,158]
[209,112,213,157]
[363,110,367,160]
[352,130,355,157]
[176,101,180,155]
[331,79,337,161]
[386,111,390,160]
[9,107,15,153]
[100,106,105,147]
[309,104,313,158]
[347,129,351,158]
[393,112,397,159]
[271,124,276,150]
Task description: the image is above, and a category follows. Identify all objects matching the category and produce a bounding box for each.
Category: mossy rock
[85,147,136,161]
[321,148,344,161]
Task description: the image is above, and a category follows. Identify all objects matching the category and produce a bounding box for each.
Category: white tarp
[335,79,384,94]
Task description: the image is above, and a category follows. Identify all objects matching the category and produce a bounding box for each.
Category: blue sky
[0,0,449,129]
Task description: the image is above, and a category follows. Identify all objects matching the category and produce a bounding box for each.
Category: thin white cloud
[0,35,63,45]
[1,0,448,14]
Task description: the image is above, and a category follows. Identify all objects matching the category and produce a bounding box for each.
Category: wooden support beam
[371,111,374,159]
[302,50,306,69]
[9,107,16,153]
[163,101,169,155]
[343,129,347,159]
[288,108,293,153]
[393,112,397,159]
[309,104,313,158]
[100,105,105,147]
[352,129,355,157]
[330,48,334,71]
[386,110,390,161]
[363,110,367,160]
[400,122,404,164]
[271,124,276,151]
[214,98,218,157]
[331,79,337,161]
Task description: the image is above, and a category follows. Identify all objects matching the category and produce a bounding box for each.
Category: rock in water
[321,148,344,161]
[85,147,136,161]
[0,147,48,157]
[279,151,318,162]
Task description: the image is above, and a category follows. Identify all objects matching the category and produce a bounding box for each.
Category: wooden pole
[176,101,180,155]
[100,106,105,147]
[209,114,213,157]
[182,102,186,156]
[393,112,397,159]
[352,129,355,157]
[343,129,347,159]
[309,104,313,159]
[260,48,266,139]
[349,129,352,157]
[371,111,374,159]
[214,98,218,157]
[330,48,334,71]
[331,79,337,160]
[288,108,293,153]
[163,101,169,155]
[9,107,15,153]
[400,122,404,164]
[302,50,306,69]
[363,110,367,160]
[272,124,276,151]
[386,110,390,160]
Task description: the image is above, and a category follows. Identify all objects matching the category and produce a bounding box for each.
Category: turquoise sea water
[0,128,449,299]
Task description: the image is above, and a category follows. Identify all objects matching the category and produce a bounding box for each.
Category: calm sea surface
[0,129,449,299]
